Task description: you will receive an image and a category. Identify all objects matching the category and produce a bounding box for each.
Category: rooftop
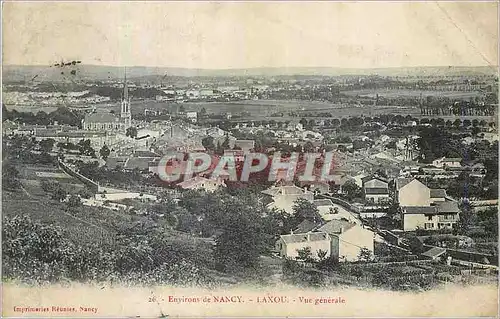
[261,185,309,197]
[84,113,119,124]
[401,206,437,215]
[317,218,356,235]
[365,188,389,195]
[422,247,447,259]
[396,178,413,190]
[293,219,321,234]
[361,175,389,184]
[280,232,330,244]
[434,201,460,214]
[430,188,447,198]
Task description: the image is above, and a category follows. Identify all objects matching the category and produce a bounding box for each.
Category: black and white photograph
[1,1,498,317]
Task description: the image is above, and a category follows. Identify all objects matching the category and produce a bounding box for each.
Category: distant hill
[3,64,497,82]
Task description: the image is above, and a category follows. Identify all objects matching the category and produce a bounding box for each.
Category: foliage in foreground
[2,215,211,286]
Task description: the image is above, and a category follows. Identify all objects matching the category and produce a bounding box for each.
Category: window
[427,215,432,221]
[424,222,434,229]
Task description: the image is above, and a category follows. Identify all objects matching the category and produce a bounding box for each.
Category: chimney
[290,229,294,235]
[339,226,344,234]
[307,232,311,241]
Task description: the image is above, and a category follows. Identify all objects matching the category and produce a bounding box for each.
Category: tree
[214,207,268,272]
[303,141,315,153]
[125,127,138,138]
[39,139,55,153]
[477,207,498,238]
[52,187,68,202]
[357,247,373,262]
[455,202,474,235]
[2,162,21,190]
[296,247,314,263]
[77,139,96,157]
[99,145,111,160]
[199,107,207,118]
[67,194,82,209]
[292,198,321,224]
[342,180,362,201]
[77,188,94,199]
[201,136,215,151]
[42,180,68,202]
[221,136,230,150]
[317,249,328,261]
[299,118,308,129]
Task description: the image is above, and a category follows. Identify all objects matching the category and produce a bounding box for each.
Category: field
[115,99,421,120]
[5,95,495,123]
[342,89,484,99]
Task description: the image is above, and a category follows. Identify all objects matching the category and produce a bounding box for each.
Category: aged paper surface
[2,1,499,317]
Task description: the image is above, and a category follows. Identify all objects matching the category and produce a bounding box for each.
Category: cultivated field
[342,89,484,99]
[124,99,422,119]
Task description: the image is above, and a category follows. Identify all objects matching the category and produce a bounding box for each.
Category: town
[2,65,498,291]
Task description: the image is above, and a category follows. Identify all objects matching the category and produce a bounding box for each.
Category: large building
[82,73,132,131]
[396,178,460,231]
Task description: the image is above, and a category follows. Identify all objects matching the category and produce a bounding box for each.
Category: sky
[2,1,498,69]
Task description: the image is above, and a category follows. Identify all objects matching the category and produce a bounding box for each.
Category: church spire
[120,67,131,129]
[123,68,128,101]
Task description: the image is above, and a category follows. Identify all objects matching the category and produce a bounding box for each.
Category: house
[177,176,226,192]
[261,185,314,214]
[317,219,375,262]
[401,201,460,231]
[397,178,460,231]
[2,120,18,135]
[186,112,198,123]
[432,157,462,169]
[352,173,368,188]
[397,178,432,206]
[276,232,331,261]
[286,121,304,132]
[299,180,330,194]
[362,176,390,204]
[313,199,360,224]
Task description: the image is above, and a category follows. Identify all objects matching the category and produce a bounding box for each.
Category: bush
[2,215,214,286]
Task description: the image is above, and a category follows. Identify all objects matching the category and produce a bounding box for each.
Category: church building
[82,72,132,131]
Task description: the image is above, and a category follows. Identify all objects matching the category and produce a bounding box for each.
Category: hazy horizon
[3,64,499,70]
[3,2,498,69]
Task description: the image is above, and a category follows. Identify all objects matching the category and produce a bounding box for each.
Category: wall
[366,193,390,204]
[96,192,157,201]
[364,179,388,188]
[271,193,314,214]
[281,237,331,260]
[398,180,431,206]
[403,213,433,231]
[337,226,374,262]
[58,159,99,193]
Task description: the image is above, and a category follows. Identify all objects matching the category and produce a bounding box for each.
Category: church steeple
[120,68,131,128]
